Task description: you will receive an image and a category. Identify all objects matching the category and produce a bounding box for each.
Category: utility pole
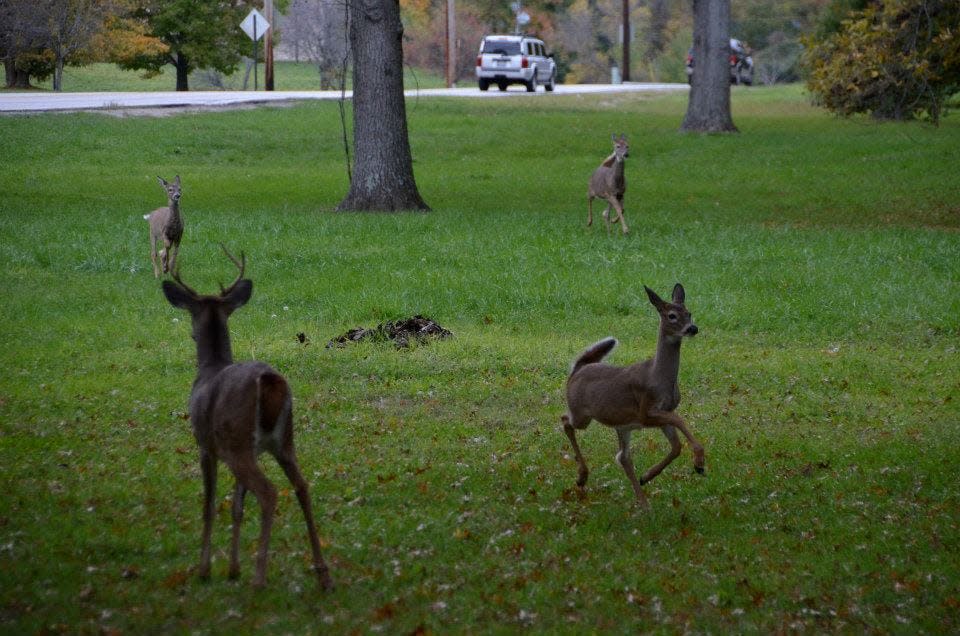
[622,0,630,82]
[445,0,456,87]
[264,0,275,90]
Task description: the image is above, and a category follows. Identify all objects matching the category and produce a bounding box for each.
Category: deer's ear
[162,280,194,310]
[671,283,685,304]
[174,175,181,185]
[223,279,252,311]
[645,286,665,309]
[157,176,168,186]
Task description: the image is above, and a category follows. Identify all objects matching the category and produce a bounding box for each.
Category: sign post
[240,9,270,91]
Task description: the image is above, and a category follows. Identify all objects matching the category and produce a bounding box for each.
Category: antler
[170,263,200,298]
[218,243,246,296]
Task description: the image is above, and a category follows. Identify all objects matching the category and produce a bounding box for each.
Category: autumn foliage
[803,0,960,123]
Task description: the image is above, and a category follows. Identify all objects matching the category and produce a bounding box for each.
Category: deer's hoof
[694,466,705,475]
[317,569,334,592]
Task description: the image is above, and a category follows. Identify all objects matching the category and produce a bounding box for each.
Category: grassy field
[24,61,446,92]
[1,86,958,634]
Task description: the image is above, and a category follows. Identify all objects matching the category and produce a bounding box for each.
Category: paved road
[0,83,687,113]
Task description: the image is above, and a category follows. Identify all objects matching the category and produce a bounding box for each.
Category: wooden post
[265,0,275,90]
[445,0,455,87]
[622,0,630,82]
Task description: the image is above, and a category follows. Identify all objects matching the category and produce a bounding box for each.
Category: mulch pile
[326,315,453,349]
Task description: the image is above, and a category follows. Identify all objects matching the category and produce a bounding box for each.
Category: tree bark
[174,53,190,91]
[680,0,737,133]
[4,59,31,88]
[337,0,429,212]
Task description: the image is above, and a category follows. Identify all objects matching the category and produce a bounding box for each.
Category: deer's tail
[570,337,617,377]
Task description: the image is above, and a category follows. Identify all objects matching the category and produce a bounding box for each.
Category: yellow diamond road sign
[240,9,270,41]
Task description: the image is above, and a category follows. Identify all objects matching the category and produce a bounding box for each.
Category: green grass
[1,85,959,633]
[21,61,445,92]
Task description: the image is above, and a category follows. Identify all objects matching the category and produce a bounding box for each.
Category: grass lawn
[24,61,446,92]
[1,85,958,633]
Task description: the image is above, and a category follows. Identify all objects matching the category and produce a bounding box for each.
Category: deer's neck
[195,321,234,379]
[611,158,625,184]
[651,329,682,389]
[168,198,181,219]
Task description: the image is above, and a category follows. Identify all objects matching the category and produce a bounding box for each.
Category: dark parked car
[685,38,754,86]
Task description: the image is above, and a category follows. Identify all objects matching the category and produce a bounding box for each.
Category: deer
[561,283,705,507]
[161,245,333,590]
[144,175,184,278]
[587,134,629,235]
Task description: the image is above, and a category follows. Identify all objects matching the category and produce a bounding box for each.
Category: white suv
[475,35,557,92]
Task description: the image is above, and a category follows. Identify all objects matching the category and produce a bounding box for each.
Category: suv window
[483,41,520,55]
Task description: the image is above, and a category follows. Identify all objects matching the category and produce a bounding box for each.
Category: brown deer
[562,283,705,507]
[587,134,629,235]
[161,246,333,590]
[144,175,184,278]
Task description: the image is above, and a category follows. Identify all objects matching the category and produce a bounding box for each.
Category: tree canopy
[803,0,960,124]
[113,0,259,91]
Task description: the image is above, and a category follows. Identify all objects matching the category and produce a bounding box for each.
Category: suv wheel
[526,72,538,92]
[498,81,507,91]
[545,71,556,92]
[478,78,490,91]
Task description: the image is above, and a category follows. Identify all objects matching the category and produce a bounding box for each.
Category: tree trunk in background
[337,0,429,212]
[681,0,737,132]
[175,53,190,91]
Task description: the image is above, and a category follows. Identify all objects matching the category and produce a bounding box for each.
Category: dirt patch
[326,315,453,349]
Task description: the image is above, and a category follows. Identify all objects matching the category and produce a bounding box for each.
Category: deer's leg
[161,238,172,274]
[168,240,181,274]
[602,203,613,235]
[561,414,590,488]
[615,428,649,507]
[639,425,682,484]
[587,195,594,227]
[611,196,628,234]
[645,410,706,475]
[228,481,246,580]
[198,449,217,580]
[149,234,160,278]
[276,447,334,590]
[231,458,277,588]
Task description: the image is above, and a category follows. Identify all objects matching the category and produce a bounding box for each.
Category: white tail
[562,283,705,507]
[587,134,630,235]
[161,246,333,590]
[145,175,184,278]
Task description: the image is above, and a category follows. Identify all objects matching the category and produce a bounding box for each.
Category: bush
[803,0,960,124]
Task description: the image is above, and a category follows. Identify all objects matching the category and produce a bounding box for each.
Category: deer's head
[162,246,251,346]
[158,175,182,204]
[645,283,697,341]
[611,133,629,160]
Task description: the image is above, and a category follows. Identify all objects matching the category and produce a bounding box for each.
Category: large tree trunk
[174,53,190,91]
[337,0,429,212]
[681,0,737,133]
[4,59,31,88]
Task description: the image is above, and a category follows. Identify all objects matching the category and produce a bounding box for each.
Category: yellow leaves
[93,16,168,64]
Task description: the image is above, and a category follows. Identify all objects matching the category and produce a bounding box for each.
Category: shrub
[803,0,960,124]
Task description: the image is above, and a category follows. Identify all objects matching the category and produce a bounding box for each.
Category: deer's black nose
[686,324,699,336]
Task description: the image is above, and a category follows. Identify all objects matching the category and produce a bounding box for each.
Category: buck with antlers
[145,175,184,278]
[562,283,705,507]
[587,134,630,235]
[162,246,332,589]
